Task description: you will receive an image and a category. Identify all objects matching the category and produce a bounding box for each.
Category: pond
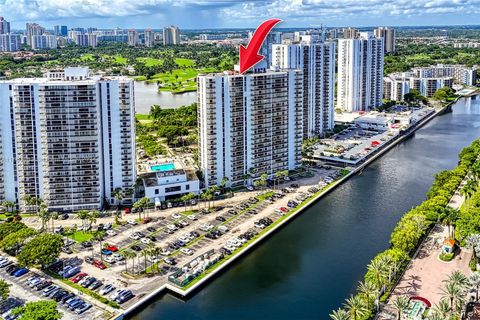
[134,81,197,114]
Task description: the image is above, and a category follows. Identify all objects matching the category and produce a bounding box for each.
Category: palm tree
[210,185,219,208]
[441,207,460,238]
[1,201,15,213]
[126,250,137,274]
[470,273,480,302]
[220,176,229,191]
[112,188,124,206]
[141,248,150,273]
[441,281,465,311]
[38,203,51,232]
[392,295,410,320]
[461,179,477,208]
[367,259,387,290]
[93,231,105,260]
[445,270,468,287]
[274,171,283,190]
[343,295,367,320]
[242,173,251,187]
[50,211,59,233]
[150,247,162,273]
[358,280,377,309]
[432,299,452,319]
[467,234,480,261]
[88,210,100,229]
[76,210,90,231]
[260,173,268,192]
[329,308,350,320]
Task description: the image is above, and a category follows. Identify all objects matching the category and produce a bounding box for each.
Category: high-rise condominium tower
[0,67,136,212]
[374,27,396,53]
[337,32,384,112]
[144,29,155,47]
[163,26,180,45]
[0,17,10,34]
[198,69,303,188]
[272,40,336,138]
[26,23,46,46]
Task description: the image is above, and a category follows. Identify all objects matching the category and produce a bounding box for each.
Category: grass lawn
[80,53,95,62]
[174,58,195,67]
[146,67,215,93]
[137,57,164,66]
[67,231,94,243]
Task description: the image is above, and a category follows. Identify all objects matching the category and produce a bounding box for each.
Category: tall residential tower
[337,32,384,112]
[0,68,136,212]
[198,69,303,188]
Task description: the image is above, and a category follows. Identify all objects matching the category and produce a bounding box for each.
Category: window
[155,189,159,195]
[165,186,181,193]
[186,184,190,190]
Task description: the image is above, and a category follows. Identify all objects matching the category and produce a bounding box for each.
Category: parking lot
[14,167,342,311]
[0,255,102,319]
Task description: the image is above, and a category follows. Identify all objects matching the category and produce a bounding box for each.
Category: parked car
[71,273,87,283]
[92,260,106,270]
[13,268,28,277]
[101,249,112,255]
[131,245,142,252]
[146,227,156,233]
[105,245,118,252]
[99,284,116,295]
[180,248,193,256]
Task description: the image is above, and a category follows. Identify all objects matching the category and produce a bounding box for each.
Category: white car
[127,219,137,225]
[104,256,116,264]
[148,256,159,263]
[179,220,189,226]
[180,248,194,255]
[140,238,151,245]
[129,233,140,240]
[167,224,177,231]
[217,225,229,233]
[172,213,182,219]
[246,186,254,191]
[160,249,171,256]
[187,214,197,221]
[113,254,124,261]
[106,230,117,236]
[178,236,190,244]
[99,284,116,295]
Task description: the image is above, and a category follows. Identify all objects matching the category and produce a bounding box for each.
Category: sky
[1,0,480,30]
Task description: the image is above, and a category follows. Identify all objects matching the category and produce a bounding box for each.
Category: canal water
[131,96,480,320]
[134,81,196,114]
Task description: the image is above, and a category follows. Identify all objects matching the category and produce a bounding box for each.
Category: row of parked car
[48,260,134,304]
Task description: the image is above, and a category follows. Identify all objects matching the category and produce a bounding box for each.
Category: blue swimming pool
[151,163,175,172]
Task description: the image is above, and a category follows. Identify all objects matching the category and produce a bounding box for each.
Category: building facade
[0,17,10,34]
[337,32,384,111]
[31,35,57,50]
[26,23,46,46]
[144,29,155,47]
[374,27,396,53]
[272,40,336,138]
[0,34,21,52]
[383,72,454,100]
[0,67,136,212]
[412,64,477,86]
[128,29,139,46]
[198,69,303,188]
[163,26,180,45]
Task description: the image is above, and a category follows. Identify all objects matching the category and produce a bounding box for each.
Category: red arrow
[239,18,282,74]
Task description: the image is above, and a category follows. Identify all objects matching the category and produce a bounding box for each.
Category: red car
[142,217,152,224]
[93,260,107,270]
[280,207,289,212]
[105,245,118,252]
[124,208,131,214]
[71,272,87,283]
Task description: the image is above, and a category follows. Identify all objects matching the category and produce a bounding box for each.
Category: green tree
[329,308,350,320]
[17,233,63,267]
[1,201,15,213]
[0,227,37,256]
[343,295,367,320]
[470,272,480,302]
[0,279,10,300]
[12,300,62,320]
[0,222,27,240]
[133,197,150,219]
[392,295,410,320]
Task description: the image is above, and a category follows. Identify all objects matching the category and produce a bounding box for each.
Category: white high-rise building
[272,40,336,138]
[26,23,45,46]
[31,35,57,50]
[374,27,396,53]
[337,32,384,112]
[198,69,303,188]
[128,29,139,46]
[163,26,180,45]
[0,17,11,34]
[0,34,21,52]
[0,67,136,212]
[144,28,154,47]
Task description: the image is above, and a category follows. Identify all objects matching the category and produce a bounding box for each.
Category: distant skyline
[1,0,480,30]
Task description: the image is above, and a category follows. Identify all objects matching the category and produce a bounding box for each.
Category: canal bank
[130,96,480,320]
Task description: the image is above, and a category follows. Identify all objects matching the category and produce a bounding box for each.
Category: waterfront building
[0,67,136,211]
[144,28,155,47]
[0,17,11,34]
[128,29,139,46]
[343,27,359,39]
[31,35,57,50]
[247,31,282,71]
[0,34,21,52]
[412,64,477,86]
[197,69,303,188]
[272,39,336,138]
[26,23,45,46]
[374,27,396,53]
[163,26,180,45]
[337,32,384,111]
[383,72,454,100]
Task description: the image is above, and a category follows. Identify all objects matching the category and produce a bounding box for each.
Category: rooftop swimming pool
[151,163,175,172]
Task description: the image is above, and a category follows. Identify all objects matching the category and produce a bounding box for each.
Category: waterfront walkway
[377,175,473,319]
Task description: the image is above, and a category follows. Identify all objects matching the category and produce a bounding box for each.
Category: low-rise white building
[354,113,394,131]
[142,169,200,203]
